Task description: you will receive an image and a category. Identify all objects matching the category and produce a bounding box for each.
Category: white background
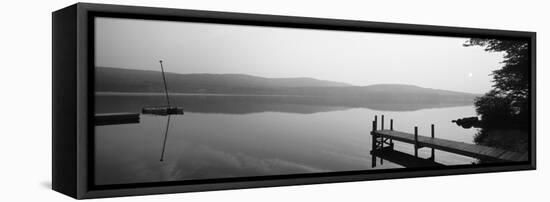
[0,0,547,201]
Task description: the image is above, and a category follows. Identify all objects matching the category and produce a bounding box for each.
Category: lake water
[95,94,479,185]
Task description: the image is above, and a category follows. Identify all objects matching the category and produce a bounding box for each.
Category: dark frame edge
[75,2,535,38]
[52,3,79,199]
[81,164,534,199]
[76,2,93,199]
[530,32,536,170]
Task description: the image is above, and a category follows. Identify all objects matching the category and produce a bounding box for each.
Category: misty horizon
[96,66,481,95]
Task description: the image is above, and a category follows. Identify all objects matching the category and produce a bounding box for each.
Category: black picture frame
[52,3,536,199]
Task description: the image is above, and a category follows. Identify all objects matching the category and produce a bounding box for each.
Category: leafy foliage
[464,38,530,129]
[473,90,515,127]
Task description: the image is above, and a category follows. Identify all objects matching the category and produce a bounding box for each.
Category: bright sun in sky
[468,73,473,78]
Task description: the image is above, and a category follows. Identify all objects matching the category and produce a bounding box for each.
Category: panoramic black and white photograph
[93,17,530,186]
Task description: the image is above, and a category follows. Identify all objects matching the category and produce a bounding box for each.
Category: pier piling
[431,124,435,160]
[371,120,377,167]
[414,126,418,157]
[381,115,385,130]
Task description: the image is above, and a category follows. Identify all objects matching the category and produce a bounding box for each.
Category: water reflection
[370,147,444,168]
[96,93,473,114]
[160,115,172,162]
[94,94,478,185]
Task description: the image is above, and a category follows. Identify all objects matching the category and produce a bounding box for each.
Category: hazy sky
[95,17,505,94]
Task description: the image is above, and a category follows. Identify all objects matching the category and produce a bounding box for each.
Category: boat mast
[159,60,171,107]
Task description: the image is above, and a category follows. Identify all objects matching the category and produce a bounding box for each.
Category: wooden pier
[95,113,140,126]
[370,115,527,167]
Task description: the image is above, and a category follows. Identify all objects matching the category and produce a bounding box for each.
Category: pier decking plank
[373,130,527,162]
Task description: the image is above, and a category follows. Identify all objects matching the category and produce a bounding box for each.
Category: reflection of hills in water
[96,93,474,114]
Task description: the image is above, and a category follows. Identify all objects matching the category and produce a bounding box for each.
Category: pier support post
[371,152,376,168]
[381,115,384,130]
[414,126,418,157]
[371,120,377,167]
[370,121,377,150]
[431,124,435,161]
[389,119,394,147]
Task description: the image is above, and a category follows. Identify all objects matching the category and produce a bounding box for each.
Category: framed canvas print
[52,3,536,199]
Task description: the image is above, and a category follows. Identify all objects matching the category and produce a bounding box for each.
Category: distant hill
[361,84,480,97]
[95,67,479,106]
[96,67,350,93]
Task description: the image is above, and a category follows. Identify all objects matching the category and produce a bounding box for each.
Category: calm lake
[95,93,479,185]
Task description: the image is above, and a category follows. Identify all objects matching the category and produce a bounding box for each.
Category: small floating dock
[95,113,140,126]
[370,115,527,167]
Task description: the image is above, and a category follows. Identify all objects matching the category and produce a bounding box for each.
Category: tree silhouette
[464,38,529,128]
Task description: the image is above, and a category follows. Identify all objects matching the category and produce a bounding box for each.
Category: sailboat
[142,60,184,115]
